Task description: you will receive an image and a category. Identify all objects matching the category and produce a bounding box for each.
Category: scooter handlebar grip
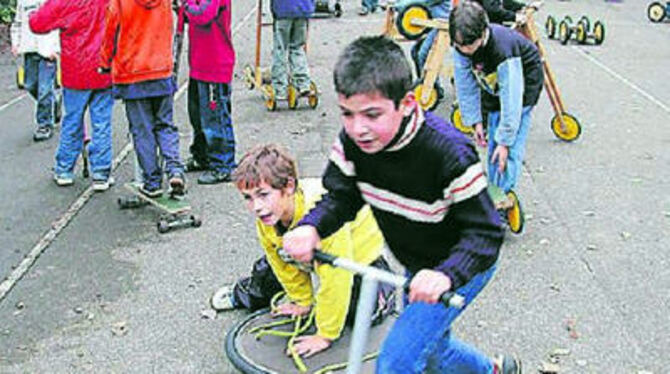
[313,250,336,265]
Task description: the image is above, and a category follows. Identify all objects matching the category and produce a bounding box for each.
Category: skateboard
[118,182,201,234]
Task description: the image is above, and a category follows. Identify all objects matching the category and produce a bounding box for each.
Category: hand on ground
[271,302,311,318]
[286,335,332,358]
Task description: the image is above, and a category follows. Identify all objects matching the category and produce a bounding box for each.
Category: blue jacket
[271,0,314,19]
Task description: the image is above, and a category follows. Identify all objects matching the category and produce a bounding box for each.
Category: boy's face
[239,180,295,227]
[453,29,487,56]
[338,91,416,154]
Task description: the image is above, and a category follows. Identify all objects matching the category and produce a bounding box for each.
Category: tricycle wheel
[551,112,581,142]
[593,21,605,45]
[647,2,666,23]
[396,4,431,40]
[413,81,439,111]
[545,15,557,39]
[576,21,587,44]
[307,81,319,109]
[450,105,474,135]
[558,20,570,45]
[579,15,591,32]
[243,64,255,90]
[506,190,524,234]
[263,85,277,111]
[287,85,298,110]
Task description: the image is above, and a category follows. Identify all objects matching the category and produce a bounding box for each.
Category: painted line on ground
[0,5,256,303]
[0,93,27,114]
[572,46,670,114]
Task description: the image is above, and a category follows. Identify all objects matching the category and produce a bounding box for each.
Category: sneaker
[139,184,163,198]
[92,176,115,192]
[54,173,74,186]
[298,86,312,97]
[33,127,53,142]
[210,285,237,311]
[185,157,208,173]
[358,6,370,15]
[168,172,186,196]
[197,170,231,185]
[493,354,522,374]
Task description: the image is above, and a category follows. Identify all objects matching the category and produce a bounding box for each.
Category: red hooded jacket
[100,0,173,85]
[29,0,111,90]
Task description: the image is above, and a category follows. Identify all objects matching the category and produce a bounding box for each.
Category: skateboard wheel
[551,112,581,142]
[647,2,666,23]
[263,85,277,111]
[545,15,557,39]
[396,4,431,40]
[450,105,474,135]
[558,20,570,45]
[506,190,524,234]
[243,64,255,90]
[413,81,439,111]
[287,85,298,110]
[593,21,605,45]
[157,220,170,234]
[191,215,202,228]
[307,81,318,109]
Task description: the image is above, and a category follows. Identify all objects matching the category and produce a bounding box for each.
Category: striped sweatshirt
[300,109,504,289]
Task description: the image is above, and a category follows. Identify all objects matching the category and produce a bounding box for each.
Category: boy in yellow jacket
[211,143,393,357]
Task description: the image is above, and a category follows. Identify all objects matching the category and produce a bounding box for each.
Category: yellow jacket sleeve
[256,221,313,307]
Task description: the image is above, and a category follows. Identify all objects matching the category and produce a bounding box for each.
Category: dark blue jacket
[271,0,314,19]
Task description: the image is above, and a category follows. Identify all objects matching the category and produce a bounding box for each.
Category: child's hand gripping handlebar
[312,250,466,309]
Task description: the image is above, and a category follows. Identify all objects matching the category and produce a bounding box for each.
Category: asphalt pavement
[0,0,669,373]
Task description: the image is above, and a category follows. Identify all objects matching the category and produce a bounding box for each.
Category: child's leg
[54,88,89,177]
[88,88,114,181]
[195,80,236,174]
[487,107,532,192]
[271,19,292,98]
[36,56,57,129]
[151,95,184,178]
[287,19,311,93]
[376,265,496,374]
[23,53,40,101]
[124,98,162,190]
[187,78,209,168]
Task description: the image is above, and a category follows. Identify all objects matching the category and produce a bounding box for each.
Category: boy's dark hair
[333,36,412,108]
[449,1,489,46]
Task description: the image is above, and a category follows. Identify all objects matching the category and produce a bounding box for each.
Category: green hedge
[0,0,17,24]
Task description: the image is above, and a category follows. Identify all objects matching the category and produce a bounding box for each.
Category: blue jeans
[54,88,114,180]
[487,106,533,192]
[362,0,378,11]
[124,95,184,190]
[272,18,311,96]
[23,53,57,129]
[376,265,497,374]
[187,79,236,173]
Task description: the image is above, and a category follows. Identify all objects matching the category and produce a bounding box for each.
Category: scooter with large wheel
[225,249,465,373]
[647,1,670,22]
[242,0,319,111]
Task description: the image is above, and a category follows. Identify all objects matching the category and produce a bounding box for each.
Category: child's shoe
[358,6,370,15]
[33,127,53,142]
[493,354,522,374]
[168,172,186,197]
[54,172,74,186]
[184,157,208,173]
[139,184,163,198]
[198,170,231,185]
[210,285,237,311]
[92,176,115,192]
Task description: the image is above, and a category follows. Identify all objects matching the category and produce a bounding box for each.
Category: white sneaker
[210,285,236,311]
[54,174,74,186]
[92,176,115,192]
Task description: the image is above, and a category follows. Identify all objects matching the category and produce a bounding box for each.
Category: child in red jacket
[182,0,237,185]
[29,0,115,190]
[100,0,186,197]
